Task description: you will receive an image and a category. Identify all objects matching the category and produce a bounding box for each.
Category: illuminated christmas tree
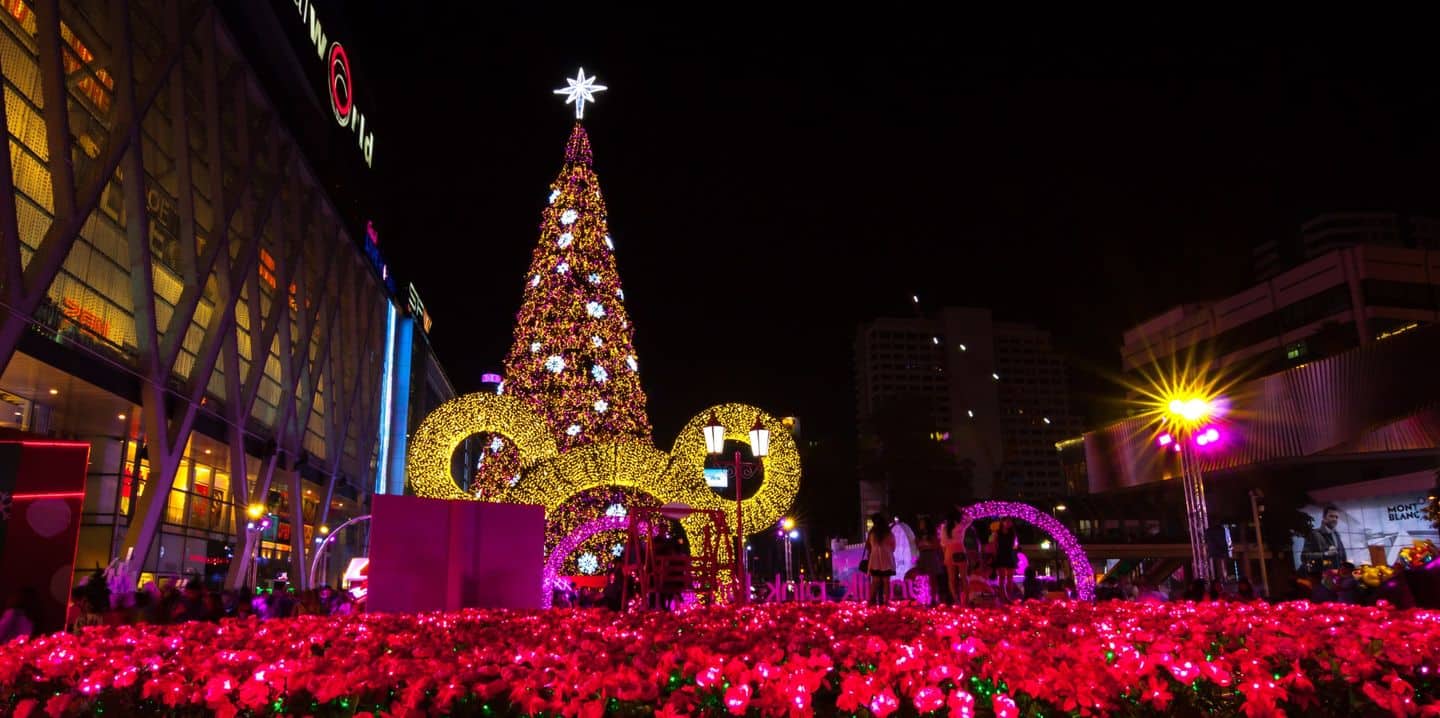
[502,121,652,445]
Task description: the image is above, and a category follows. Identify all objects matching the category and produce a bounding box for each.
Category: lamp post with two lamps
[779,516,798,585]
[1155,394,1225,583]
[703,413,770,605]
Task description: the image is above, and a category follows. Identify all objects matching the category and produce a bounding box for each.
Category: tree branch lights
[959,501,1096,601]
[405,393,558,501]
[542,515,628,607]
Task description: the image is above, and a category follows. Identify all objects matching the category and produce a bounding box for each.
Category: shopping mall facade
[0,0,447,590]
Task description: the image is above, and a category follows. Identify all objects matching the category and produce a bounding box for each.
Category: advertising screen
[1293,472,1439,572]
[703,468,729,488]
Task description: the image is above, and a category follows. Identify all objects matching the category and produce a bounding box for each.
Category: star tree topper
[554,68,607,119]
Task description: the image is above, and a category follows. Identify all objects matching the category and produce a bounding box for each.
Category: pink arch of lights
[542,515,629,608]
[959,501,1096,601]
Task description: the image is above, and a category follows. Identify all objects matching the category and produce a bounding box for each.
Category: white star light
[553,68,607,119]
[557,232,574,248]
[545,355,566,373]
[591,335,604,347]
[548,189,560,204]
[577,552,599,574]
[594,399,609,413]
[586,302,606,318]
[566,424,582,436]
[560,209,578,225]
[556,261,569,274]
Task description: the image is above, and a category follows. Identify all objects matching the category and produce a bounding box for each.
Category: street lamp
[778,521,799,585]
[1159,391,1224,583]
[704,413,769,604]
[1248,489,1269,597]
[244,504,270,591]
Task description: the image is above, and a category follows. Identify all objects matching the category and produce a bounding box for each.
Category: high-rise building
[854,308,1079,502]
[0,0,450,589]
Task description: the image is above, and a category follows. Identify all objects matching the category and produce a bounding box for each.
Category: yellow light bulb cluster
[664,403,801,539]
[406,395,801,579]
[405,393,558,501]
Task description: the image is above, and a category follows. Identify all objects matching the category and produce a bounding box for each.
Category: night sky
[335,11,1440,455]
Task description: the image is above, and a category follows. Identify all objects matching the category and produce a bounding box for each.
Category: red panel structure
[367,495,546,613]
[0,439,91,634]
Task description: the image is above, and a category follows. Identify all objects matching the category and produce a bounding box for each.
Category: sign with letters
[289,0,376,168]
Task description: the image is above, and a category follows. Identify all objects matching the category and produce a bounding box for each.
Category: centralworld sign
[291,0,375,168]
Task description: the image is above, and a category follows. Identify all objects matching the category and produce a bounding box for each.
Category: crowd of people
[861,509,1280,608]
[0,569,363,644]
[865,509,1038,607]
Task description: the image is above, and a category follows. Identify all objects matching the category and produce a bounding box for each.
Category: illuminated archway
[542,515,628,608]
[959,501,1096,601]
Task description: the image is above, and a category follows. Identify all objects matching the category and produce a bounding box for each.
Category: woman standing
[940,509,969,607]
[866,513,897,606]
[992,518,1019,602]
[912,516,945,606]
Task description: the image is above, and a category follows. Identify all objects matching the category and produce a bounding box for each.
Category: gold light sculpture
[406,394,800,570]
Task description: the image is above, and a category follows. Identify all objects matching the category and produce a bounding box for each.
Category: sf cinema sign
[291,0,375,168]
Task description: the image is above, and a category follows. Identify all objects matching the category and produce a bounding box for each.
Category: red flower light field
[2,601,1438,717]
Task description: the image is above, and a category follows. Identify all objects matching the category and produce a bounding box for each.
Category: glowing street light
[702,413,726,455]
[247,504,265,520]
[703,412,770,605]
[780,516,795,532]
[1158,389,1226,582]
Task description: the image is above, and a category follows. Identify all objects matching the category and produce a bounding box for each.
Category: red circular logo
[328,42,352,126]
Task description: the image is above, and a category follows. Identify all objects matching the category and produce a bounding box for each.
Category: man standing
[1302,505,1347,574]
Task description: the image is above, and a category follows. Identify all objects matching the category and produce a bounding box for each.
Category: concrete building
[855,307,1079,503]
[0,0,448,589]
[1253,212,1440,281]
[1123,244,1440,385]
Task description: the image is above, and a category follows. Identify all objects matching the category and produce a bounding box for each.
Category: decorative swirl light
[405,393,558,501]
[666,404,801,538]
[406,397,801,598]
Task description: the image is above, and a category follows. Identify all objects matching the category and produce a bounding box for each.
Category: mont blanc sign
[290,0,375,168]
